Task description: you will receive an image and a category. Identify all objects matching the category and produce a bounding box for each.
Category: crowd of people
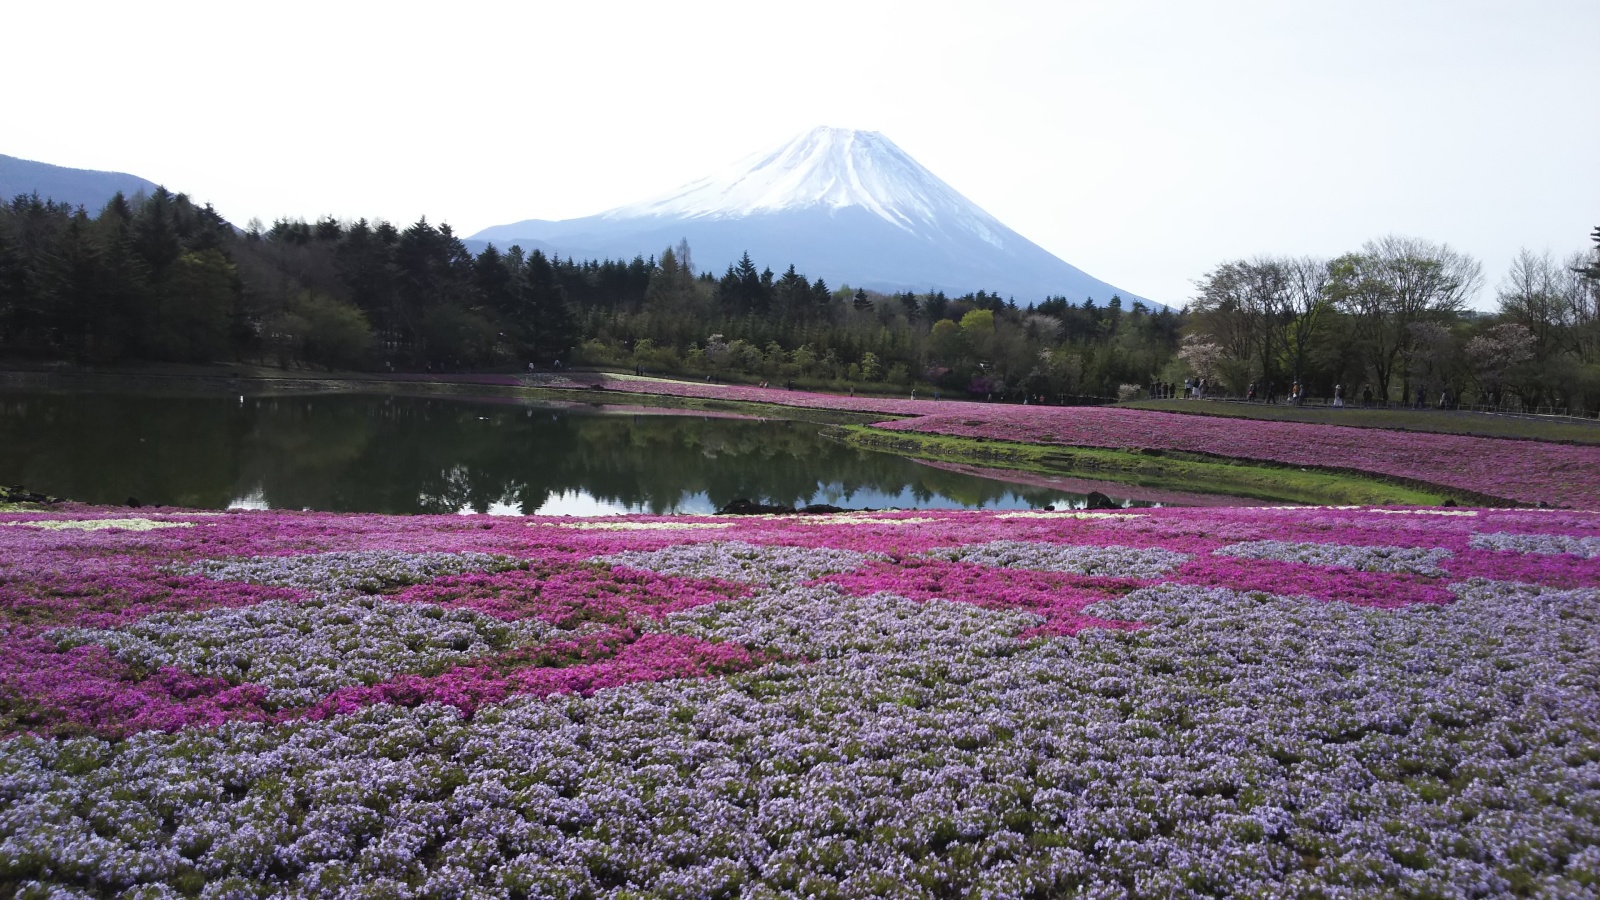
[1153,378,1470,411]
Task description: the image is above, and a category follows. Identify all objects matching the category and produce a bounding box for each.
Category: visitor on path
[1362,385,1374,408]
[1246,383,1257,402]
[1332,384,1344,408]
[1184,378,1192,399]
[1415,386,1426,410]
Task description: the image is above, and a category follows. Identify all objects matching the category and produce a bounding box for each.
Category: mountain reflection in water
[0,391,1157,515]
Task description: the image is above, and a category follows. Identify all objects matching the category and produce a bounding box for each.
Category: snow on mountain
[471,127,1149,306]
[604,127,1006,247]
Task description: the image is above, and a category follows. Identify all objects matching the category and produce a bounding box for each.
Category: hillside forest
[0,189,1596,412]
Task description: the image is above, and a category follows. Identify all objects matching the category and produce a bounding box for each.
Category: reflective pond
[1,390,1162,515]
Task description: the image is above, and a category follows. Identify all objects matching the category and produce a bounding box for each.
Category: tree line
[2,187,1593,410]
[1184,233,1600,413]
[0,189,1182,399]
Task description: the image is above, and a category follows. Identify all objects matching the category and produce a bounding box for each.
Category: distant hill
[0,153,161,211]
[472,126,1151,306]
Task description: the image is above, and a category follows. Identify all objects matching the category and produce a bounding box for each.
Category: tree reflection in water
[0,391,1152,515]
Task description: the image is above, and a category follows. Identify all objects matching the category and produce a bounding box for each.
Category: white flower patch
[2,517,194,532]
[550,521,734,531]
[1259,505,1363,511]
[1469,531,1600,559]
[928,540,1188,578]
[660,584,1040,659]
[789,515,939,526]
[993,511,1141,520]
[176,550,522,593]
[49,597,562,708]
[598,541,883,585]
[1214,540,1452,575]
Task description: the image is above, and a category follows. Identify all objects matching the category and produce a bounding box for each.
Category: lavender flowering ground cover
[1,505,1599,897]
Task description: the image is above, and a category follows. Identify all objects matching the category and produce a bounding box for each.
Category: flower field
[870,406,1600,509]
[567,377,1600,508]
[3,504,1599,897]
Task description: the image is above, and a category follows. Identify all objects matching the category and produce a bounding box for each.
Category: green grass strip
[830,425,1478,507]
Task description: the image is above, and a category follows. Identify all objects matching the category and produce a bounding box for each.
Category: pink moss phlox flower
[1441,549,1600,590]
[1172,556,1454,608]
[0,636,271,739]
[0,568,303,629]
[303,631,758,719]
[390,564,750,626]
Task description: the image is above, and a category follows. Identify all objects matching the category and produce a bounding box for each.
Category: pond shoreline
[1,387,1128,515]
[4,366,1573,508]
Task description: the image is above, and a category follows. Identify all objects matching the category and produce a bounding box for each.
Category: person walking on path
[1332,384,1344,408]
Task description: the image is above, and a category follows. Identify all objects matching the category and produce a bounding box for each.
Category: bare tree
[1189,258,1288,388]
[1279,256,1332,385]
[1498,248,1569,352]
[1563,245,1600,362]
[1330,235,1481,400]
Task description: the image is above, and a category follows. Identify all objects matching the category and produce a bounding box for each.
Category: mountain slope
[471,127,1146,305]
[0,154,160,211]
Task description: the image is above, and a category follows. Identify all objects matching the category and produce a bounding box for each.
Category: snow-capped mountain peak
[603,126,1006,247]
[469,127,1151,306]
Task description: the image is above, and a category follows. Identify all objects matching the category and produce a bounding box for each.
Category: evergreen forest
[1,188,1595,411]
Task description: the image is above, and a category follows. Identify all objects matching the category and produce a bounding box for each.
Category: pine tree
[523,249,576,363]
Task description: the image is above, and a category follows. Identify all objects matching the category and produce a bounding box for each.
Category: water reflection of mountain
[0,392,1115,514]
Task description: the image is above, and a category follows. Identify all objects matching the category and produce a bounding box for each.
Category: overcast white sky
[4,0,1595,308]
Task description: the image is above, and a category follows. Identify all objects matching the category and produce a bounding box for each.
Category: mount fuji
[470,127,1146,305]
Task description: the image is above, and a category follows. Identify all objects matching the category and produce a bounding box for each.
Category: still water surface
[2,391,1156,515]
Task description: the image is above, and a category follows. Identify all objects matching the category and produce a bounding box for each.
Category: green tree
[522,249,576,363]
[151,249,236,362]
[928,319,964,365]
[858,351,883,381]
[294,292,373,370]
